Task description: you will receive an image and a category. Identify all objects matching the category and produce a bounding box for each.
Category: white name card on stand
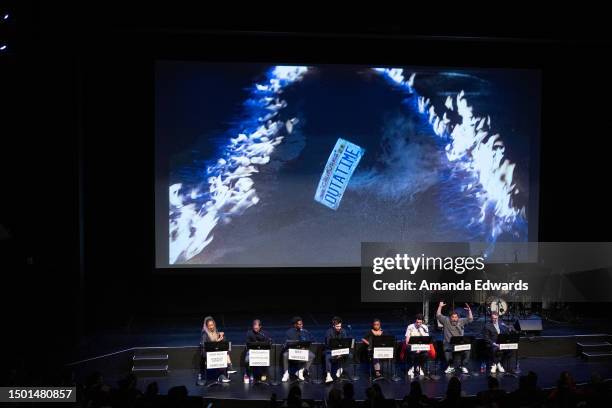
[206,351,228,369]
[373,347,394,359]
[499,343,519,350]
[331,348,350,357]
[410,344,431,352]
[288,348,309,361]
[248,349,270,366]
[453,344,471,352]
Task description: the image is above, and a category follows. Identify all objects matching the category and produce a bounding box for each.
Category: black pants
[366,350,382,373]
[407,351,428,371]
[489,345,514,367]
[324,351,352,375]
[244,353,269,378]
[444,346,470,369]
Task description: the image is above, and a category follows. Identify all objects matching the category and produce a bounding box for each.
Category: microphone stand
[347,324,359,381]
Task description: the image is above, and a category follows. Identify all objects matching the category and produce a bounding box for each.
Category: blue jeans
[324,350,352,374]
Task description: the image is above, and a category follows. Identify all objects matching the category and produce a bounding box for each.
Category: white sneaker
[297,368,305,381]
[490,364,497,373]
[336,367,343,378]
[325,372,333,383]
[243,374,250,384]
[408,367,414,377]
[497,363,505,373]
[219,375,231,383]
[444,366,455,374]
[460,367,468,374]
[281,370,289,382]
[418,367,425,376]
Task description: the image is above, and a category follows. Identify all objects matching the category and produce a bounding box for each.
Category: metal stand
[203,362,225,388]
[422,359,441,381]
[270,344,280,386]
[311,348,323,385]
[504,348,520,378]
[198,345,223,388]
[391,357,402,382]
[351,352,360,381]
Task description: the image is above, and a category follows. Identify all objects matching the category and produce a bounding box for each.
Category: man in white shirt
[404,313,430,377]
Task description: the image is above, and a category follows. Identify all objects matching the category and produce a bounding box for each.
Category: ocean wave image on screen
[158,63,539,267]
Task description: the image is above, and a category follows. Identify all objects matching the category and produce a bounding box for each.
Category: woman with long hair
[201,316,236,381]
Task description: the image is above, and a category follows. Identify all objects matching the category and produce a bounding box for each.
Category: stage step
[131,364,169,376]
[133,347,170,356]
[581,352,612,361]
[575,334,612,343]
[131,349,169,376]
[577,342,612,354]
[133,354,169,361]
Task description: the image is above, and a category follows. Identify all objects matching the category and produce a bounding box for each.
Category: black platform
[69,333,612,402]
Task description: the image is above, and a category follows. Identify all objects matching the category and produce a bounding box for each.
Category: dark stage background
[2,4,612,376]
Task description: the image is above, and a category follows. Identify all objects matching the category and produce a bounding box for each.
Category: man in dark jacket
[281,316,314,382]
[244,319,272,383]
[324,316,351,383]
[483,311,515,373]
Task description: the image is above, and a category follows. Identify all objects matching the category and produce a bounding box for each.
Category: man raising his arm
[436,301,473,374]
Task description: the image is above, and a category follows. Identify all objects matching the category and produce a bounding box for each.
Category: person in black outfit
[244,318,272,383]
[483,311,515,373]
[324,316,351,383]
[361,318,387,379]
[246,319,272,343]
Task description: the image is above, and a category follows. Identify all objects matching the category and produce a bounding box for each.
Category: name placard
[331,348,350,357]
[410,344,431,352]
[206,351,228,369]
[453,344,471,352]
[499,343,518,350]
[248,349,270,366]
[373,347,394,359]
[288,348,309,361]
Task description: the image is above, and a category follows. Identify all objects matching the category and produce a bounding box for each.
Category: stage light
[3,13,8,20]
[0,44,7,51]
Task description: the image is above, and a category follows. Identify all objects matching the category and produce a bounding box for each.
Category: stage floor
[71,312,612,401]
[111,356,612,401]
